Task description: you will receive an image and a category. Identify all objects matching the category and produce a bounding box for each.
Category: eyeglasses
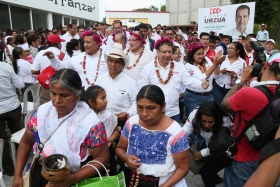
[158,50,172,54]
[173,52,182,56]
[227,47,236,50]
[128,39,139,42]
[195,53,204,57]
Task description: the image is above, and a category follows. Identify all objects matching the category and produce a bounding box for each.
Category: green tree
[160,5,166,12]
[102,17,106,24]
[133,5,159,11]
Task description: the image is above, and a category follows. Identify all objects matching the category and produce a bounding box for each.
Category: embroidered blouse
[122,115,189,177]
[27,107,107,162]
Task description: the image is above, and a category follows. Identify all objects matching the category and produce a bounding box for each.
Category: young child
[84,85,120,175]
[84,85,119,147]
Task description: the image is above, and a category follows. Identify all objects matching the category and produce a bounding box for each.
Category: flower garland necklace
[154,57,174,85]
[130,168,140,187]
[112,29,126,42]
[125,46,145,70]
[195,61,207,74]
[82,48,103,85]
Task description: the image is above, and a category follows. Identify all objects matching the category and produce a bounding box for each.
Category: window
[64,17,70,25]
[0,3,11,30]
[53,14,62,28]
[32,10,48,30]
[10,5,30,31]
[72,19,77,24]
[79,19,85,26]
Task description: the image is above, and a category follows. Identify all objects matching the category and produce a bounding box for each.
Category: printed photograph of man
[225,5,253,41]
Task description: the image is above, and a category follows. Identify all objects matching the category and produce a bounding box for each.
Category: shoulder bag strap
[35,114,72,157]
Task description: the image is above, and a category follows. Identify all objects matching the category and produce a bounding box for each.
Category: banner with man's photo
[198,2,255,41]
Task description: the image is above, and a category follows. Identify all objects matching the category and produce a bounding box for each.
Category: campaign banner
[198,2,255,41]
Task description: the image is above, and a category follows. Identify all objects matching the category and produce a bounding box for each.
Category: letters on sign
[48,0,96,12]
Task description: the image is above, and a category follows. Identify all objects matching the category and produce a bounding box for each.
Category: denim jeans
[184,90,214,117]
[223,160,259,187]
[213,81,230,106]
[170,114,180,124]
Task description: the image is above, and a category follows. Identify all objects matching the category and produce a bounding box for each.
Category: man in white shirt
[123,31,154,82]
[244,34,255,65]
[114,33,127,50]
[98,23,106,40]
[105,20,130,54]
[256,24,269,47]
[225,5,252,41]
[32,34,65,104]
[95,43,138,128]
[47,31,108,90]
[138,38,209,123]
[264,39,275,59]
[0,62,24,176]
[147,24,161,42]
[60,23,80,52]
[165,27,185,64]
[138,23,155,52]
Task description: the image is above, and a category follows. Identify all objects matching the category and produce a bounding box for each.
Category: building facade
[166,0,231,26]
[0,0,99,31]
[106,11,170,28]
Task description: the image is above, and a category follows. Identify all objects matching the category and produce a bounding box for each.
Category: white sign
[0,0,99,20]
[198,2,255,41]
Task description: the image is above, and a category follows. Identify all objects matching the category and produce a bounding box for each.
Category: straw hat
[259,24,267,30]
[104,43,130,68]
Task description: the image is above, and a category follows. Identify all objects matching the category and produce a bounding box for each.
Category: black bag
[208,126,238,166]
[241,85,279,150]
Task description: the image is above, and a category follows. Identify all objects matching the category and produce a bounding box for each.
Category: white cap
[267,39,275,44]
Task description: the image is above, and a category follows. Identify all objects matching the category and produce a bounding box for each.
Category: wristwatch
[235,79,245,86]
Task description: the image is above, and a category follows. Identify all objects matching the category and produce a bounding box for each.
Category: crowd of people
[0,19,280,187]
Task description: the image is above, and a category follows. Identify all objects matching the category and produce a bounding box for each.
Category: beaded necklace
[154,57,174,85]
[82,49,103,86]
[130,168,140,187]
[195,62,207,74]
[125,46,145,70]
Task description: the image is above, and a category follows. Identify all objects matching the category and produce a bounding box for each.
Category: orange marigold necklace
[154,56,174,85]
[195,61,207,73]
[82,48,103,85]
[125,46,145,70]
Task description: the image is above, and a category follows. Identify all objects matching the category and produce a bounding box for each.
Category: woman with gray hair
[12,69,109,187]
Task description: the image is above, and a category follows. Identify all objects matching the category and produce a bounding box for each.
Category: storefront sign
[48,0,95,12]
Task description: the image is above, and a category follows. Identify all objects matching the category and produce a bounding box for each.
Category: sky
[99,0,166,21]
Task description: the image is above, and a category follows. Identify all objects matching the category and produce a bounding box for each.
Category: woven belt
[186,89,213,96]
[139,174,159,182]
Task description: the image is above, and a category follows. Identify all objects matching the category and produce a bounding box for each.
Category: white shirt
[256,30,269,41]
[105,31,130,54]
[181,33,188,41]
[144,38,150,50]
[5,45,14,65]
[245,49,254,66]
[16,59,37,84]
[264,50,273,59]
[0,62,24,114]
[95,72,138,117]
[69,51,108,90]
[225,27,252,41]
[60,32,80,52]
[123,46,154,81]
[138,61,204,117]
[214,56,245,89]
[151,33,161,42]
[173,41,185,64]
[182,108,233,157]
[32,47,61,72]
[184,57,214,92]
[63,50,81,63]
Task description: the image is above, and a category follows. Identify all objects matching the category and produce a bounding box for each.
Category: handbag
[74,160,126,187]
[23,115,71,187]
[189,135,208,175]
